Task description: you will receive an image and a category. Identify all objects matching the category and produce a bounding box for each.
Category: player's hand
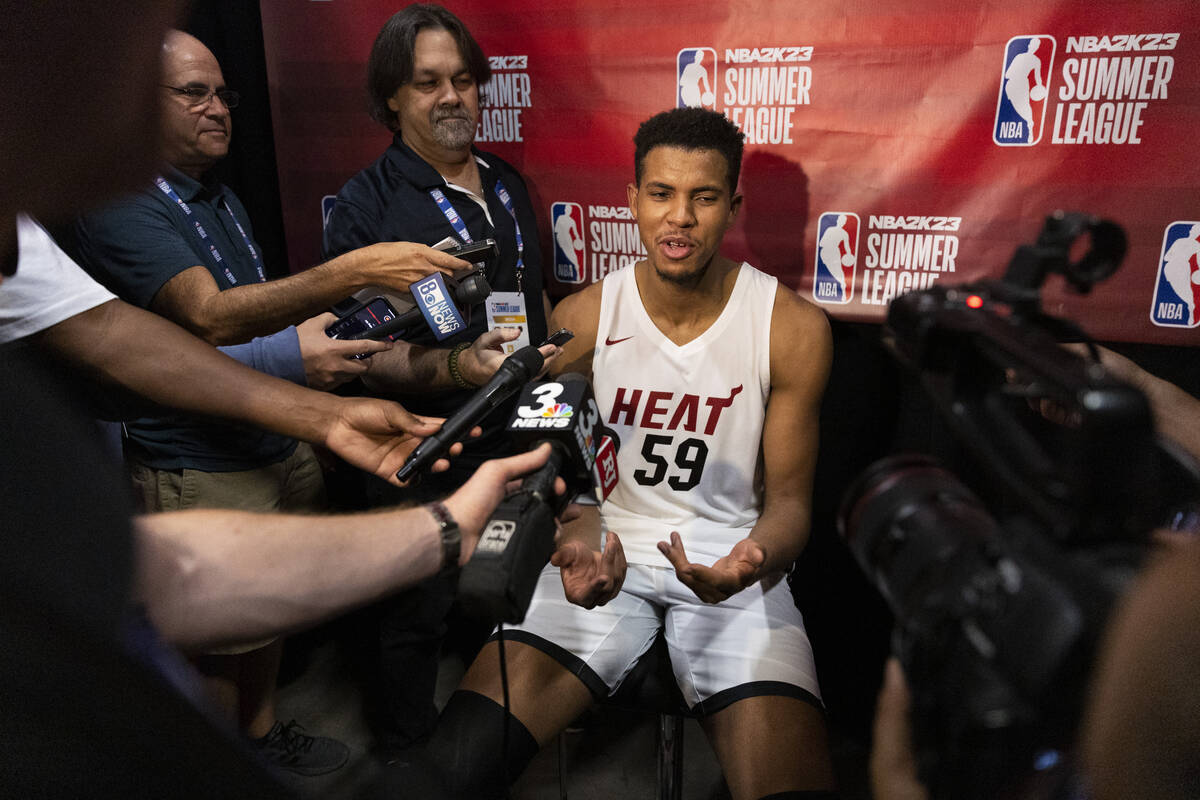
[296,313,392,390]
[457,327,561,386]
[870,658,930,800]
[552,531,626,609]
[657,533,765,603]
[361,241,468,292]
[321,396,476,486]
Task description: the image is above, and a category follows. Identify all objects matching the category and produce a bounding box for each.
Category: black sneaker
[253,720,350,777]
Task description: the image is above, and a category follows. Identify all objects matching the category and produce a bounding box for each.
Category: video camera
[838,212,1200,799]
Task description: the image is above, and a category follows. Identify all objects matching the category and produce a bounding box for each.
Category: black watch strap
[427,501,461,575]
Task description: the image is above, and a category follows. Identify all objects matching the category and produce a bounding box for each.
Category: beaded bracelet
[447,341,477,389]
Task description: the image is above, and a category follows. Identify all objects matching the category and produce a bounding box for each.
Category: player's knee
[422,689,539,799]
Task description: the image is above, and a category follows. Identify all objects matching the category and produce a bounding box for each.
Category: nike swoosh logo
[605,335,634,346]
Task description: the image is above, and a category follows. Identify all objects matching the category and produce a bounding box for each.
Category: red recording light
[965,294,984,309]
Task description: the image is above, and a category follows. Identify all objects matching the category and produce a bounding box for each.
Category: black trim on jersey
[694,681,824,717]
[488,629,609,700]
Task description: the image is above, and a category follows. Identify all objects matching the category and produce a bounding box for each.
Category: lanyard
[429,174,526,291]
[155,176,265,285]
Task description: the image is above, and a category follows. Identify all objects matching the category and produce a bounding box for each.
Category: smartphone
[541,328,574,347]
[326,296,401,340]
[443,238,499,265]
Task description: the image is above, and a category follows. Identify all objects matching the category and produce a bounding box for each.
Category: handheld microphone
[394,345,545,483]
[339,271,491,342]
[458,373,620,623]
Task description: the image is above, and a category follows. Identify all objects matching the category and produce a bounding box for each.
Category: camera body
[839,213,1199,799]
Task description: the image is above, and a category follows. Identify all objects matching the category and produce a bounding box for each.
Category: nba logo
[677,47,717,109]
[1150,221,1200,328]
[994,35,1056,146]
[551,202,586,284]
[321,195,337,230]
[813,212,859,305]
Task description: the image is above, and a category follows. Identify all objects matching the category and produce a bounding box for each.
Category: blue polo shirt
[323,135,548,467]
[73,170,300,472]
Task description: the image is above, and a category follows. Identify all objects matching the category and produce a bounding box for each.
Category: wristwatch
[427,501,461,575]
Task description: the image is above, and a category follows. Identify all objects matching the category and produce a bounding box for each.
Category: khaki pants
[129,442,326,652]
[128,442,326,514]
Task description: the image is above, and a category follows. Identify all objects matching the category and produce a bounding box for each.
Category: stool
[557,634,698,800]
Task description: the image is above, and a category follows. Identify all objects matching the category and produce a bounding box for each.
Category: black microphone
[458,373,619,623]
[394,344,545,483]
[341,271,492,342]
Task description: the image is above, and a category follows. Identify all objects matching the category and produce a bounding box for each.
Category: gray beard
[432,117,475,150]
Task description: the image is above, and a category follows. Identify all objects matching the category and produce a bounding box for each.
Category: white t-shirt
[0,214,116,344]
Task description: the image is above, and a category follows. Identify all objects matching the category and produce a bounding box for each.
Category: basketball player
[424,107,837,800]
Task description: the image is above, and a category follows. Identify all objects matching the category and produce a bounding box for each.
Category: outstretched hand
[552,531,627,609]
[458,327,562,386]
[656,532,765,603]
[364,241,467,293]
[322,396,475,486]
[444,443,565,565]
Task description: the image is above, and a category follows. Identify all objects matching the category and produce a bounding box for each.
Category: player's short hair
[366,4,491,131]
[633,108,745,193]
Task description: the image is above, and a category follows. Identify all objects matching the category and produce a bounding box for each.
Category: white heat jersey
[593,262,776,566]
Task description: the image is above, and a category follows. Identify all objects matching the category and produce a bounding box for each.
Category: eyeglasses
[161,84,240,109]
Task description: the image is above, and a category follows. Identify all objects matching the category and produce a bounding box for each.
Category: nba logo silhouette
[677,47,717,109]
[994,35,1056,146]
[321,195,337,230]
[551,202,586,284]
[1150,221,1200,328]
[813,212,859,305]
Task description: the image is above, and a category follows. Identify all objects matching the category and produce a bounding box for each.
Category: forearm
[34,299,341,444]
[363,341,456,394]
[185,253,377,344]
[749,498,811,575]
[559,504,603,550]
[218,327,306,386]
[1143,372,1200,463]
[1090,345,1200,463]
[133,506,444,650]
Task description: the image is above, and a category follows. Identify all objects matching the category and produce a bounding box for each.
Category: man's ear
[626,182,638,221]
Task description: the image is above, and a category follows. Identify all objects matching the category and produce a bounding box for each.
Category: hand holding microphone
[457,373,621,622]
[328,270,491,342]
[394,344,546,483]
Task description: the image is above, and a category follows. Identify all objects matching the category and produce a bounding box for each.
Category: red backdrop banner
[260,0,1200,345]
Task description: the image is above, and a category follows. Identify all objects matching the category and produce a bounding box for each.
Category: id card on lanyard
[429,174,531,353]
[485,292,530,355]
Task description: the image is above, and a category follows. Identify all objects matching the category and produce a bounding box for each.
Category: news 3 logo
[551,201,586,284]
[1150,221,1200,328]
[321,195,336,230]
[994,35,1056,146]
[677,47,717,109]
[813,212,859,304]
